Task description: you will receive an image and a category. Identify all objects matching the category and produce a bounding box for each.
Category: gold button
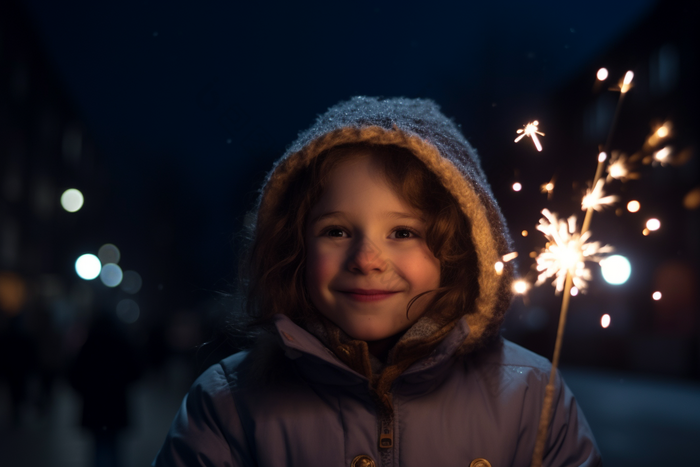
[469,459,491,467]
[351,454,376,467]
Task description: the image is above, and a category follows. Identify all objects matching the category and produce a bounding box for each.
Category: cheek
[306,246,340,289]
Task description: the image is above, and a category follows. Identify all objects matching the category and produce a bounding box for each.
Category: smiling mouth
[340,290,399,302]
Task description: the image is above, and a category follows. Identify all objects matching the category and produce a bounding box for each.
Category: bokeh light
[600,255,631,285]
[652,291,662,301]
[116,299,140,323]
[120,270,143,294]
[98,243,121,264]
[521,230,529,237]
[100,263,123,287]
[601,314,611,328]
[75,254,101,280]
[598,152,607,162]
[570,286,579,297]
[627,200,640,213]
[596,68,608,81]
[513,280,529,294]
[646,218,661,231]
[494,261,504,275]
[60,189,84,212]
[512,182,522,192]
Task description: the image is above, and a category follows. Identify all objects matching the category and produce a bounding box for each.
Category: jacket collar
[273,314,470,395]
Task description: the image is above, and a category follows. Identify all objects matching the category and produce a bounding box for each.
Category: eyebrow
[311,211,425,225]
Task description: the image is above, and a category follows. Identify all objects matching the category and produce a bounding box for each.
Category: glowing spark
[582,179,619,212]
[646,121,673,148]
[620,71,634,93]
[646,218,660,231]
[534,209,614,294]
[653,146,672,165]
[515,121,545,152]
[512,182,522,192]
[494,261,504,275]
[652,291,662,301]
[596,68,608,81]
[522,230,529,237]
[513,280,529,294]
[627,200,640,213]
[598,152,607,163]
[606,151,638,182]
[502,252,518,263]
[601,314,611,328]
[570,287,579,296]
[540,178,555,199]
[656,126,669,138]
[642,228,650,236]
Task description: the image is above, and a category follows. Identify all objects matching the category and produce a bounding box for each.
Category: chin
[342,321,398,342]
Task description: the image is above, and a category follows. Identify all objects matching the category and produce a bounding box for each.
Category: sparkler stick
[530,71,634,467]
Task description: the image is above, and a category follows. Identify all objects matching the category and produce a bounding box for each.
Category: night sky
[19,0,659,292]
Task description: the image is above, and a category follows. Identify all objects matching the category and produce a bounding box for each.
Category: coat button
[351,454,376,467]
[469,458,491,467]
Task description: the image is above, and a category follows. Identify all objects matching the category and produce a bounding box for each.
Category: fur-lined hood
[251,96,515,387]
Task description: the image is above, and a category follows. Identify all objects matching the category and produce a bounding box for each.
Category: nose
[346,236,390,275]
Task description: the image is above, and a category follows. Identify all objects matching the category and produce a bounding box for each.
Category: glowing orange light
[596,68,609,81]
[621,71,634,93]
[514,121,545,152]
[627,200,640,213]
[601,314,611,328]
[502,252,518,263]
[522,230,529,237]
[513,280,529,294]
[494,261,504,275]
[646,218,660,231]
[642,228,650,236]
[656,126,669,138]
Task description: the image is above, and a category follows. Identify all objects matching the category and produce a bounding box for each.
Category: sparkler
[534,209,613,294]
[581,179,619,212]
[530,70,636,467]
[515,121,545,152]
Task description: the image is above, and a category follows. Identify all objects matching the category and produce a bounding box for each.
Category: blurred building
[503,0,699,379]
[0,0,111,377]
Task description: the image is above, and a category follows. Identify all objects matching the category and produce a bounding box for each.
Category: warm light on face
[601,314,611,328]
[304,154,441,342]
[646,218,661,231]
[512,182,522,192]
[627,200,640,213]
[652,291,662,301]
[596,68,609,81]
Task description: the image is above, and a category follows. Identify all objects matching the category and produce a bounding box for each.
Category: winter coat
[153,96,602,466]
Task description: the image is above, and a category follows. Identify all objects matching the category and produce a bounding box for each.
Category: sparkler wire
[531,76,630,467]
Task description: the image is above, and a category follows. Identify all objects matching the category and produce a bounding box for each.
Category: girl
[153,96,601,467]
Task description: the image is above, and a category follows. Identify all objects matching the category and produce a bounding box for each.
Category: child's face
[304,153,441,343]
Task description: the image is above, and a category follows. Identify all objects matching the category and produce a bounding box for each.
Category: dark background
[1,0,699,465]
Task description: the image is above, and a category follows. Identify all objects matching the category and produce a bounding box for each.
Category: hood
[251,96,515,392]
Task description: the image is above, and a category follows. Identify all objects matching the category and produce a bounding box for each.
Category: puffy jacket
[153,314,600,466]
[153,96,602,466]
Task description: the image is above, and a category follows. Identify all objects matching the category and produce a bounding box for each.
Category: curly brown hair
[229,142,479,338]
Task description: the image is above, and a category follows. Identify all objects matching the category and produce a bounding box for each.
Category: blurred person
[68,307,141,467]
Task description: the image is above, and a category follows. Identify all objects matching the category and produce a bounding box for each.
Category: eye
[391,226,420,239]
